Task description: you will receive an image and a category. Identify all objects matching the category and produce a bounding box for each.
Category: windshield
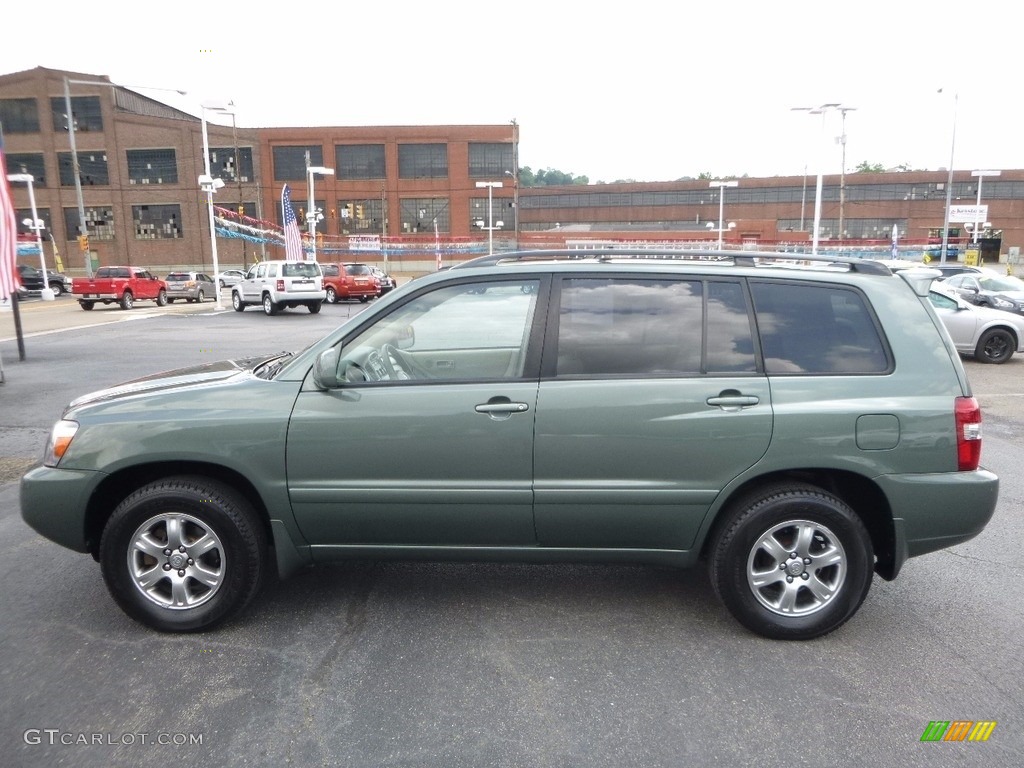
[345,264,371,276]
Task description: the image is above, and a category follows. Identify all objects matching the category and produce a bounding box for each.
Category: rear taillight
[276,279,285,291]
[955,396,982,471]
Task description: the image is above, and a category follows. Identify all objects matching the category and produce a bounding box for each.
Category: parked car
[942,272,1024,315]
[930,284,1024,363]
[20,250,999,640]
[164,271,216,303]
[231,260,325,315]
[216,269,247,289]
[16,264,72,296]
[71,266,167,310]
[929,263,985,279]
[321,262,377,304]
[369,266,396,296]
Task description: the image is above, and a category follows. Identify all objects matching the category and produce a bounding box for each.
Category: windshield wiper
[253,352,293,380]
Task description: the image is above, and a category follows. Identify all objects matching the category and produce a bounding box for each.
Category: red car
[322,262,378,304]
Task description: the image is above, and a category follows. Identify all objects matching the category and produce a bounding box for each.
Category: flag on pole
[281,184,303,261]
[891,224,899,260]
[0,133,20,301]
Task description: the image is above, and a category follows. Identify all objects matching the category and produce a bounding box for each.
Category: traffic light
[355,204,364,220]
[238,205,245,218]
[344,203,354,220]
[78,234,89,252]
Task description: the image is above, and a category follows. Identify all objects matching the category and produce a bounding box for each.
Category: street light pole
[63,77,187,277]
[7,173,53,300]
[939,89,958,264]
[970,169,1000,245]
[305,165,334,261]
[837,106,856,240]
[200,101,233,310]
[709,180,738,251]
[475,181,503,255]
[792,103,846,255]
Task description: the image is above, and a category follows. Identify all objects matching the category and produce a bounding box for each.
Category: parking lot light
[7,173,53,301]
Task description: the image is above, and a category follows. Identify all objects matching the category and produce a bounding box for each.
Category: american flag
[0,133,20,301]
[281,184,303,261]
[891,224,899,260]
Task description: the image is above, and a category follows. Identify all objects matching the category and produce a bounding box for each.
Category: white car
[231,260,325,315]
[216,269,247,289]
[929,285,1024,364]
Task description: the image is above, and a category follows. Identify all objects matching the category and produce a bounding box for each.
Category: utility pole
[837,106,857,240]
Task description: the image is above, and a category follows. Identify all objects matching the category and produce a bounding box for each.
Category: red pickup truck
[73,266,168,310]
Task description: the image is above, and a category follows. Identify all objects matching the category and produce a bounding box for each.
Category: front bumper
[20,465,107,554]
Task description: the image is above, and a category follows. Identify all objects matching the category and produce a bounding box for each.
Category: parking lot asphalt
[2,293,1023,767]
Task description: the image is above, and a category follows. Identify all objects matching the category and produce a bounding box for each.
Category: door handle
[475,402,530,415]
[706,392,760,411]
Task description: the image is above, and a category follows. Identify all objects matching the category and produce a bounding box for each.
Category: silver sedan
[930,286,1024,363]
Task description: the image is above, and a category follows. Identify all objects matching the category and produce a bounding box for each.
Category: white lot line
[0,306,225,343]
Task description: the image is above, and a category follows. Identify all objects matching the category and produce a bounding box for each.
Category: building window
[0,98,40,133]
[50,95,102,133]
[133,205,183,239]
[398,144,447,179]
[336,144,385,180]
[64,207,115,241]
[272,145,324,181]
[470,196,513,231]
[337,199,383,235]
[57,151,109,186]
[15,208,52,237]
[209,147,254,183]
[5,153,46,185]
[400,198,449,233]
[469,143,513,178]
[127,149,178,185]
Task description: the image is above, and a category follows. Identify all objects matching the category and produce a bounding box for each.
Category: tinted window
[345,264,371,276]
[750,282,888,374]
[322,264,340,277]
[555,278,704,376]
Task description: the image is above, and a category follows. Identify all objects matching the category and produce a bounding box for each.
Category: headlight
[44,420,79,467]
[992,296,1014,309]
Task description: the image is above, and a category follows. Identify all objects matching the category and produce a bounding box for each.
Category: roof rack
[452,248,896,275]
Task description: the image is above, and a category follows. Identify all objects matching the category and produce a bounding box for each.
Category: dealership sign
[949,204,989,223]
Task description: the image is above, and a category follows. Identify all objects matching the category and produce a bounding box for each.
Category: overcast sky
[2,0,1018,183]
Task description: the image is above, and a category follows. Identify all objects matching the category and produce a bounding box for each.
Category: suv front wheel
[709,482,873,640]
[98,476,268,632]
[232,292,245,312]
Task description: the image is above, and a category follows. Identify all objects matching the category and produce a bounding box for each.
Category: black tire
[325,286,337,304]
[709,482,873,640]
[197,290,205,303]
[262,294,278,316]
[98,476,268,632]
[156,289,168,307]
[50,282,64,296]
[232,292,245,312]
[975,328,1015,364]
[359,295,369,303]
[307,301,322,314]
[120,291,134,310]
[80,301,94,311]
[167,298,176,304]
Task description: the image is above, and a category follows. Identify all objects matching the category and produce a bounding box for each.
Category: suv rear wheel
[709,482,873,640]
[262,294,279,316]
[325,286,337,304]
[98,476,267,632]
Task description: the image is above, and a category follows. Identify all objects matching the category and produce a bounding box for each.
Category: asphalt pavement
[1,295,1023,767]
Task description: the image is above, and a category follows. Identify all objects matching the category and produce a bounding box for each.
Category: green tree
[854,161,886,173]
[518,166,590,187]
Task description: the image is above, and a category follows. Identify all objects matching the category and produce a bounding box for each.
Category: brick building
[3,66,1022,275]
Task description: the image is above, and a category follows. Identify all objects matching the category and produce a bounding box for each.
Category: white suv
[231,260,326,315]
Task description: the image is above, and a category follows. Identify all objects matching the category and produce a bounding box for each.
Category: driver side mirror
[312,347,342,390]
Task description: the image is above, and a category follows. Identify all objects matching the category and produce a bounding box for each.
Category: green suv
[20,251,999,639]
